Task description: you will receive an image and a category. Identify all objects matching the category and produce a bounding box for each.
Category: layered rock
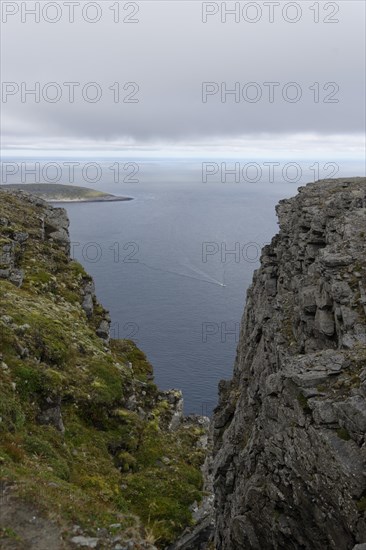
[212,178,366,549]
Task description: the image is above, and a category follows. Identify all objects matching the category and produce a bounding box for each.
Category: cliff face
[213,178,366,550]
[0,190,206,549]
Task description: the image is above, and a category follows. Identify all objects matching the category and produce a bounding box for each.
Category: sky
[1,0,365,159]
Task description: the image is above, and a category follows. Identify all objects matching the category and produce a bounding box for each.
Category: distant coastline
[0,183,133,203]
[48,196,133,204]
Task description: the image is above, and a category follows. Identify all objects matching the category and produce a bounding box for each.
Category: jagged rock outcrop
[212,178,366,550]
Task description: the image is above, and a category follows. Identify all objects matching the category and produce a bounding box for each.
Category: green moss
[28,270,53,285]
[69,260,90,279]
[12,362,45,398]
[297,393,312,415]
[0,527,22,541]
[1,438,26,463]
[356,497,366,512]
[0,389,26,432]
[123,464,202,544]
[115,451,137,472]
[337,427,351,441]
[111,339,154,382]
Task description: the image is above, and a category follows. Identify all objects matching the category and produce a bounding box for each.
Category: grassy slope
[0,184,123,201]
[0,192,204,548]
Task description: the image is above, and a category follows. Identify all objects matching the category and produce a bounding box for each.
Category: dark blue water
[62,163,297,414]
[5,159,364,414]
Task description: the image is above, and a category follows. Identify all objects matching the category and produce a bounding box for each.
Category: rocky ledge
[212,178,366,549]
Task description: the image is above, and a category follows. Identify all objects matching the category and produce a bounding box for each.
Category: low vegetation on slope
[1,184,131,202]
[0,190,205,549]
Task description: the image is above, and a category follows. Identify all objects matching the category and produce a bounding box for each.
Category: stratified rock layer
[213,178,366,550]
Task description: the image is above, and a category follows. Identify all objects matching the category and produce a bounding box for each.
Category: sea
[2,159,364,414]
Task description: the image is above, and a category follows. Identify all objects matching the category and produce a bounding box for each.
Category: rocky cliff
[3,179,366,550]
[0,189,207,549]
[213,178,366,550]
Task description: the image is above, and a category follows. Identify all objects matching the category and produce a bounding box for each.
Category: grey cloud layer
[1,1,365,147]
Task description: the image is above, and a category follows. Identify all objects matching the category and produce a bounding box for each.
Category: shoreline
[0,184,133,204]
[48,196,133,203]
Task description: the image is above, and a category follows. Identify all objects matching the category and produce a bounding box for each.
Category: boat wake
[138,261,226,287]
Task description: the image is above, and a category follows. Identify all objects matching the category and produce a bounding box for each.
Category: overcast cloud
[1,1,365,156]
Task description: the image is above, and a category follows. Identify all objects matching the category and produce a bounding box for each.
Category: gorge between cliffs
[1,177,366,550]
